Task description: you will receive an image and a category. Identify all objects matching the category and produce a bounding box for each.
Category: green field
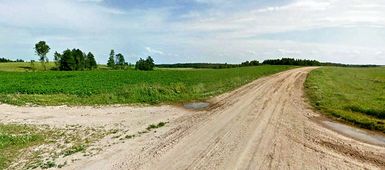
[0,65,294,105]
[0,124,44,169]
[305,67,385,132]
[0,62,57,72]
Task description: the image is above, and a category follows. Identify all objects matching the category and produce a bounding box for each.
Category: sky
[0,0,384,64]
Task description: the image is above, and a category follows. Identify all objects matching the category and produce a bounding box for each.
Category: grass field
[0,65,294,105]
[0,124,44,169]
[0,62,56,72]
[305,67,385,132]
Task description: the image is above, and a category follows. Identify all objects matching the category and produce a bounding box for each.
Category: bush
[135,56,155,71]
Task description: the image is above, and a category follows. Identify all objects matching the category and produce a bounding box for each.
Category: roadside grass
[305,67,385,132]
[62,144,86,157]
[0,124,44,169]
[0,65,294,106]
[1,124,111,169]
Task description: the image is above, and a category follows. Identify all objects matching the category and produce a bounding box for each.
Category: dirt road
[2,67,385,169]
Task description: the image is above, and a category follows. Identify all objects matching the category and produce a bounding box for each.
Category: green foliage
[0,124,44,169]
[53,51,61,68]
[59,49,76,71]
[241,60,260,66]
[40,161,56,169]
[158,60,260,69]
[0,58,14,63]
[115,53,126,69]
[0,65,293,105]
[107,50,127,70]
[263,58,321,66]
[62,144,85,157]
[157,63,241,69]
[0,58,24,63]
[146,122,167,131]
[305,67,385,132]
[86,52,97,70]
[107,49,115,68]
[57,49,97,71]
[34,41,51,70]
[135,56,155,71]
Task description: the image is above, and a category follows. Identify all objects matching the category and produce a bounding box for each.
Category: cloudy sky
[0,0,384,64]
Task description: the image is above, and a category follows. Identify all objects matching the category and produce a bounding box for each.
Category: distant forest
[0,58,24,63]
[157,58,379,69]
[1,56,379,69]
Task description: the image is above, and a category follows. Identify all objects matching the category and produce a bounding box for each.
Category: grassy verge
[0,124,44,169]
[0,124,111,169]
[0,65,294,106]
[305,67,385,132]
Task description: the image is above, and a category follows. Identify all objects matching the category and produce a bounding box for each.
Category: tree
[116,53,125,69]
[72,49,85,70]
[53,51,62,68]
[59,49,76,71]
[107,49,115,68]
[34,41,50,70]
[86,52,97,69]
[147,56,155,69]
[135,56,155,71]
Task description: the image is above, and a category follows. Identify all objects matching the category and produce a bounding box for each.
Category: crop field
[0,65,293,105]
[0,124,44,169]
[305,67,385,132]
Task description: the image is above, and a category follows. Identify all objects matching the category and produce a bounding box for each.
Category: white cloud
[0,0,384,64]
[145,47,164,55]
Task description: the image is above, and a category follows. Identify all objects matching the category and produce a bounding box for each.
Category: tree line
[0,58,24,63]
[106,49,155,71]
[33,41,156,71]
[262,58,321,66]
[30,41,378,71]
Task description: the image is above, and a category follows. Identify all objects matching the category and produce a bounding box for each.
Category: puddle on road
[184,102,210,110]
[322,120,385,146]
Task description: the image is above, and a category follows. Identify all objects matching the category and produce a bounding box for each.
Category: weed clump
[146,122,168,131]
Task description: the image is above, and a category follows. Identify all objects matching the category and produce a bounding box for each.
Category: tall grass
[0,124,44,169]
[305,67,385,132]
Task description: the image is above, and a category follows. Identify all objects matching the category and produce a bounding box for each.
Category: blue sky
[0,0,384,64]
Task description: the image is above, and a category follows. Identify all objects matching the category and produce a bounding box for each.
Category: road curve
[70,67,385,169]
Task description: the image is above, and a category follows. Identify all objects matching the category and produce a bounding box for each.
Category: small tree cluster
[135,56,155,71]
[107,49,127,69]
[241,60,260,66]
[54,49,97,71]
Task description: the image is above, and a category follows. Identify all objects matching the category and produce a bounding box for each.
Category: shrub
[135,56,155,71]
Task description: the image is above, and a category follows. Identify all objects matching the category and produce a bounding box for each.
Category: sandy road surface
[2,67,385,169]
